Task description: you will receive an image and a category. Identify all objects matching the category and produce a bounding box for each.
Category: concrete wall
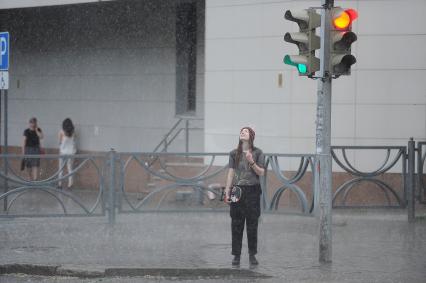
[0,0,205,152]
[204,0,426,171]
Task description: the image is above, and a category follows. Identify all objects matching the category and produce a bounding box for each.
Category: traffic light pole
[316,0,333,263]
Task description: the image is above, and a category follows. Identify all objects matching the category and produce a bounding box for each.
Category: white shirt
[60,131,76,154]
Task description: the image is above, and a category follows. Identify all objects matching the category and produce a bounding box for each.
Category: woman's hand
[36,127,44,139]
[223,187,231,204]
[246,151,254,164]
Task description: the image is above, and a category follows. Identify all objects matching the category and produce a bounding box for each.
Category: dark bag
[20,159,26,171]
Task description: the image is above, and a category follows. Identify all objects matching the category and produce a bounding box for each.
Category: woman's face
[29,120,36,130]
[239,128,250,141]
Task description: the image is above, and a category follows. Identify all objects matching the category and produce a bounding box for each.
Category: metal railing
[331,146,407,208]
[0,153,107,218]
[264,154,316,214]
[0,139,424,224]
[152,117,203,153]
[116,152,316,216]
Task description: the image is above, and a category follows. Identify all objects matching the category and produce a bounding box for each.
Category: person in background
[58,118,77,189]
[224,127,265,266]
[22,117,43,180]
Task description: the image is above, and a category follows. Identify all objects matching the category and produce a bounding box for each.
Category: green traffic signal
[283,9,320,77]
[284,55,308,74]
[297,64,307,73]
[283,55,296,66]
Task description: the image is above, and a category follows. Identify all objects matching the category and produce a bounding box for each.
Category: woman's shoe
[249,255,258,265]
[232,255,240,266]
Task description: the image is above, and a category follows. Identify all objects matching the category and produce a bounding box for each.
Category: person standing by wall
[22,117,43,180]
[58,118,77,189]
[224,127,265,266]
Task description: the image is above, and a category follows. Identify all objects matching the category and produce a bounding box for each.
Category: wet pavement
[0,210,425,282]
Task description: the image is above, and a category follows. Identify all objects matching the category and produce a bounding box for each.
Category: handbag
[229,186,242,203]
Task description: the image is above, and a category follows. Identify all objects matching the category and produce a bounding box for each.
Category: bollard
[407,138,415,223]
[108,149,116,225]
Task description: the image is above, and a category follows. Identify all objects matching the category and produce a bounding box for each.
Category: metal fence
[331,146,406,208]
[0,139,424,223]
[0,153,107,218]
[116,152,316,216]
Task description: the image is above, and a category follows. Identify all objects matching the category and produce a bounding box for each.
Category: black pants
[230,184,261,256]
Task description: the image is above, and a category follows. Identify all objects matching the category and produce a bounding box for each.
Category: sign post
[0,31,9,212]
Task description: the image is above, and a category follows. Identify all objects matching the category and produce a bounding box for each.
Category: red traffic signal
[333,8,358,30]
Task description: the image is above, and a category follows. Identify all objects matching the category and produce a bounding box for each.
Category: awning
[0,0,113,10]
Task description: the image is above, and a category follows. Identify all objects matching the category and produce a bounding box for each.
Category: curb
[0,264,272,279]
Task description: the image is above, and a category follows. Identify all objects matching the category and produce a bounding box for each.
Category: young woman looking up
[224,127,265,266]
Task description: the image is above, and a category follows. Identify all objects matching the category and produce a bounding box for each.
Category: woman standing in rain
[224,127,265,266]
[22,117,44,180]
[58,118,77,189]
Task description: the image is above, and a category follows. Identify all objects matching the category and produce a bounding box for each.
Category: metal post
[407,137,415,222]
[313,155,320,217]
[401,146,407,209]
[418,143,425,204]
[108,149,116,225]
[0,89,4,212]
[185,119,189,153]
[316,0,333,263]
[3,90,8,211]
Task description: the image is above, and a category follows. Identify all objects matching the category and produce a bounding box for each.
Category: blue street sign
[0,32,9,71]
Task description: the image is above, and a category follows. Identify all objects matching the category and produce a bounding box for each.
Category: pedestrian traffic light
[330,8,358,76]
[283,9,321,77]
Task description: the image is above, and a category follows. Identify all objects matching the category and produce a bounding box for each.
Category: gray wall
[1,0,205,152]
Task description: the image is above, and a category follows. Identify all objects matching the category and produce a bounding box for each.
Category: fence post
[418,143,425,204]
[108,149,116,225]
[185,119,189,153]
[313,155,320,217]
[407,138,415,222]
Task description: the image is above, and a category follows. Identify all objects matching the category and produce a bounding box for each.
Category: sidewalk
[0,210,425,282]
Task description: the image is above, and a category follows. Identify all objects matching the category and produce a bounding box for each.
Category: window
[175,2,197,115]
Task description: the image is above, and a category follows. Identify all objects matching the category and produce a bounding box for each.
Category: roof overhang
[0,0,114,10]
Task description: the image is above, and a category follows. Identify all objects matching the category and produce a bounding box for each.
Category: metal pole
[407,137,415,222]
[185,119,189,153]
[0,89,4,212]
[418,143,425,204]
[108,149,116,225]
[316,0,333,263]
[3,89,8,212]
[402,146,407,209]
[314,155,320,216]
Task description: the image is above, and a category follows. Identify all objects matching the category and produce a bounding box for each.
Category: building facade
[0,0,425,171]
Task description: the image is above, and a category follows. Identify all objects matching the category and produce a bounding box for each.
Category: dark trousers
[230,184,261,256]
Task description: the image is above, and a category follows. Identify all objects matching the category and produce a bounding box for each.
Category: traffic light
[283,8,321,77]
[330,8,358,76]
